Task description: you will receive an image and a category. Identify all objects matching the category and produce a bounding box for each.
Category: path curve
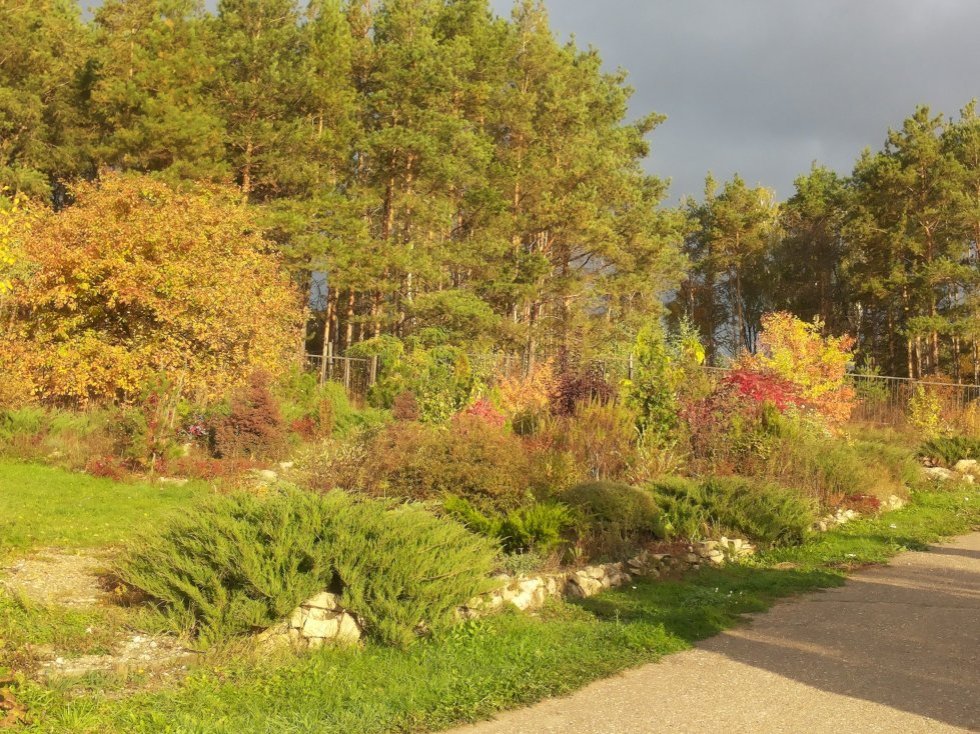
[448,532,980,734]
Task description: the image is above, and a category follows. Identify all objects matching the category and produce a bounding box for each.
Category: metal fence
[303,350,980,429]
[304,353,377,402]
[847,373,980,428]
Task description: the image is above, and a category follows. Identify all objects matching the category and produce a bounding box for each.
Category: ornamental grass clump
[115,488,497,649]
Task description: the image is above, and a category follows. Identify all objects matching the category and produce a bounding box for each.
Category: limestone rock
[303,592,341,611]
[924,466,956,481]
[953,459,979,475]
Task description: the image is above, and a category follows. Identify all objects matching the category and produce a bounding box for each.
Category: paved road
[449,532,980,734]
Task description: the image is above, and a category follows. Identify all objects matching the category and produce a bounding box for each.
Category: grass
[8,479,977,734]
[0,460,206,555]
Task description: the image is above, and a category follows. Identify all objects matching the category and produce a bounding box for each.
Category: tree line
[1,0,684,369]
[2,0,978,380]
[676,104,980,381]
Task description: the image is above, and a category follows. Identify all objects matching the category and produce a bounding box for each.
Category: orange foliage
[0,174,300,406]
[494,359,555,417]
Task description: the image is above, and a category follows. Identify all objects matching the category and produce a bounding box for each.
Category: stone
[302,609,340,639]
[694,541,719,555]
[924,466,956,481]
[303,592,341,611]
[953,459,979,474]
[157,476,189,486]
[335,613,362,645]
[279,461,295,471]
[288,607,306,629]
[684,553,699,564]
[254,469,278,482]
[962,474,976,484]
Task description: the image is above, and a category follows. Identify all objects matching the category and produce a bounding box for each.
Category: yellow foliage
[0,174,301,406]
[752,311,856,425]
[495,359,556,417]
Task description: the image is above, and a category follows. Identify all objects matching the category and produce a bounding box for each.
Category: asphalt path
[448,532,980,734]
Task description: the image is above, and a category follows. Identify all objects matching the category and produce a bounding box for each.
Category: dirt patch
[1,550,112,607]
[37,634,198,680]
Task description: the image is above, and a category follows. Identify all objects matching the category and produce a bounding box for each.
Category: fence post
[319,344,328,385]
[369,355,378,386]
[326,342,334,380]
[343,357,351,392]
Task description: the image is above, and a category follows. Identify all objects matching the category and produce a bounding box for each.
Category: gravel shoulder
[448,532,980,734]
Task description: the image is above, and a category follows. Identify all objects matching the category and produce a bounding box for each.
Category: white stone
[953,459,979,474]
[302,609,340,638]
[924,466,956,481]
[288,607,306,629]
[335,613,362,644]
[303,592,341,611]
[254,469,278,482]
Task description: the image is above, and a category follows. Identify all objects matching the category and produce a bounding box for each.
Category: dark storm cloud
[491,0,980,201]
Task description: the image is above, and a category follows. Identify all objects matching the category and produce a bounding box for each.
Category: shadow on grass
[572,564,844,645]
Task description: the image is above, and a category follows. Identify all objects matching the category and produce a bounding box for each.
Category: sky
[489,0,980,202]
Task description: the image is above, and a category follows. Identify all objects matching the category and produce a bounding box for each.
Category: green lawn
[5,471,975,734]
[0,460,206,555]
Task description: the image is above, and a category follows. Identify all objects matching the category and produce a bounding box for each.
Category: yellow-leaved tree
[0,174,301,406]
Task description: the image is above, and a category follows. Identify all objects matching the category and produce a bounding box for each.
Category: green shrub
[115,488,497,649]
[562,481,661,554]
[647,476,816,546]
[442,496,574,555]
[645,476,710,540]
[563,481,658,531]
[700,476,816,546]
[919,435,980,468]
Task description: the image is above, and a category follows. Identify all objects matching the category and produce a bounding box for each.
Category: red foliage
[392,390,421,421]
[841,493,882,514]
[462,398,505,428]
[723,367,802,411]
[85,455,129,481]
[214,371,286,460]
[290,416,318,440]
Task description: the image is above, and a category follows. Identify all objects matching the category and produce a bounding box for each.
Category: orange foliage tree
[0,174,301,405]
[750,311,856,425]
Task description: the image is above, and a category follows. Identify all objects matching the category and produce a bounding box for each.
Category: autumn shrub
[909,383,943,439]
[353,415,530,510]
[529,402,640,485]
[494,359,555,420]
[549,361,615,417]
[214,372,287,461]
[463,397,506,428]
[115,488,497,648]
[391,391,420,421]
[0,174,300,406]
[749,311,856,425]
[84,455,129,481]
